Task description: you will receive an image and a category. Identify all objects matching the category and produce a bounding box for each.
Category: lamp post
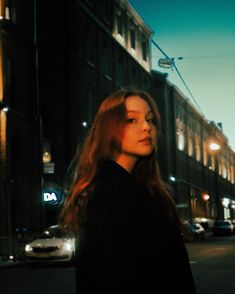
[208,141,221,219]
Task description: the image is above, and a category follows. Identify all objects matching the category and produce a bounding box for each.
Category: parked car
[212,220,234,236]
[181,221,206,242]
[231,220,235,233]
[25,225,77,263]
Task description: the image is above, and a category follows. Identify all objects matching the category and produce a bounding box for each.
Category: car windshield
[39,227,70,239]
[191,224,198,229]
[215,221,229,226]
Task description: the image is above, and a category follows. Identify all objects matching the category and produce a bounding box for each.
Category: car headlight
[64,242,73,252]
[25,244,33,252]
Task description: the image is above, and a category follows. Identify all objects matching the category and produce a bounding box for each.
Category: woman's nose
[143,120,151,131]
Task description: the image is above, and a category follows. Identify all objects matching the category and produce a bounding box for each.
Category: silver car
[25,225,76,263]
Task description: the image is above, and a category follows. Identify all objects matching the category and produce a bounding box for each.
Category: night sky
[129,0,235,151]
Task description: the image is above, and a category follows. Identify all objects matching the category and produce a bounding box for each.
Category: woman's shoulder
[90,160,141,204]
[96,160,135,186]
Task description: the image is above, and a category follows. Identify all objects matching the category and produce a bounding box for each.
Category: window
[188,131,193,156]
[231,164,234,184]
[130,29,136,49]
[5,0,16,23]
[195,136,201,161]
[141,40,147,61]
[117,12,124,36]
[0,0,3,18]
[175,104,186,152]
[177,129,186,151]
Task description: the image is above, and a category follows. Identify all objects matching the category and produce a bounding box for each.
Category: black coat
[75,160,196,293]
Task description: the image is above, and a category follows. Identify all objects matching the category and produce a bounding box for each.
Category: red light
[202,193,210,201]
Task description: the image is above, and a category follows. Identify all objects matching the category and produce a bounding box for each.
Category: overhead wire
[151,39,206,117]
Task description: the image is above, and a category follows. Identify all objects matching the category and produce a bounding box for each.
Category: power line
[152,54,235,59]
[178,54,235,59]
[151,39,205,117]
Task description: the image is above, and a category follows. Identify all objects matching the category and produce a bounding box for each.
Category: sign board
[44,162,55,174]
[42,187,62,206]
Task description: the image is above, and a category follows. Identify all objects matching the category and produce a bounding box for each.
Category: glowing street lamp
[209,142,221,151]
[208,140,222,219]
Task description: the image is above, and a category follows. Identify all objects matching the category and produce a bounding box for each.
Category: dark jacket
[76,160,196,293]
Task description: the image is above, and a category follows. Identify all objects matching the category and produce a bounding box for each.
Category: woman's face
[116,95,157,169]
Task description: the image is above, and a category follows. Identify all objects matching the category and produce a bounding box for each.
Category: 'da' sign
[43,188,62,206]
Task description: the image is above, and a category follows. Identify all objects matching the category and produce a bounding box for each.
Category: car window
[215,221,229,226]
[40,227,71,239]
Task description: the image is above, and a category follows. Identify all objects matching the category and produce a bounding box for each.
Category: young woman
[59,89,196,293]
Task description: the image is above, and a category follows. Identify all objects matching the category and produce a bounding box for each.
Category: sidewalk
[0,256,26,270]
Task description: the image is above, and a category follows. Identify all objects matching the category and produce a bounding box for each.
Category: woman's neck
[114,154,137,173]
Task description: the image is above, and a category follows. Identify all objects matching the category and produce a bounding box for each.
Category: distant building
[152,72,235,225]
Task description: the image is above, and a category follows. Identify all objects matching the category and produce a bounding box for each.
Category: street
[0,263,76,294]
[187,233,235,294]
[1,234,235,294]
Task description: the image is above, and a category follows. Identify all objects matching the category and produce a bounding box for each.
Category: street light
[208,141,221,219]
[158,58,174,69]
[158,57,184,69]
[209,142,221,151]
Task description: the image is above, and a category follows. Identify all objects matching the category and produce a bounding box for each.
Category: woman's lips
[139,137,152,144]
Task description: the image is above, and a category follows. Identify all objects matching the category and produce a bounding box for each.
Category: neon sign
[42,188,62,206]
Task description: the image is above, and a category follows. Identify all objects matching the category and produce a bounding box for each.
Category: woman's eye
[127,118,137,123]
[146,118,154,123]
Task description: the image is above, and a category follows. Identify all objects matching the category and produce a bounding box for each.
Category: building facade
[152,71,235,225]
[1,0,235,257]
[0,0,42,256]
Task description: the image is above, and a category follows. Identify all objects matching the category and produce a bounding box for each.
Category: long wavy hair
[59,89,178,232]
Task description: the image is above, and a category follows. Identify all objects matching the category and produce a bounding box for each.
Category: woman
[59,89,196,293]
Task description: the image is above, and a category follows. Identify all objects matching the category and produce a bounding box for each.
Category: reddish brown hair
[59,89,177,231]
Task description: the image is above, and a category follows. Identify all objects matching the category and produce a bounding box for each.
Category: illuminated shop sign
[43,188,62,206]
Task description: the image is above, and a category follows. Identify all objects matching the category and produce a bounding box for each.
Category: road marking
[190,260,197,264]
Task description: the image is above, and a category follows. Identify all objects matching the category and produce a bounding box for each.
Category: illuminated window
[231,165,234,184]
[203,142,208,166]
[5,0,16,23]
[195,136,201,162]
[188,132,193,156]
[176,118,186,151]
[0,0,3,19]
[177,130,185,151]
[211,155,215,171]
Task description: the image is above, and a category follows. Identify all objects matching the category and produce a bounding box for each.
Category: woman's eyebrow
[127,110,152,114]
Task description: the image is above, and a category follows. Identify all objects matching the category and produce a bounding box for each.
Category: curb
[0,261,27,270]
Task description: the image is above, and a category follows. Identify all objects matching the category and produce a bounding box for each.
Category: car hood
[29,238,74,247]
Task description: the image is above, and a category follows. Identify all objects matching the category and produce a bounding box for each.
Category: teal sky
[129,0,235,151]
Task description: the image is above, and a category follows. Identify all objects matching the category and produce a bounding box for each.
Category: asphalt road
[1,233,235,294]
[186,233,235,294]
